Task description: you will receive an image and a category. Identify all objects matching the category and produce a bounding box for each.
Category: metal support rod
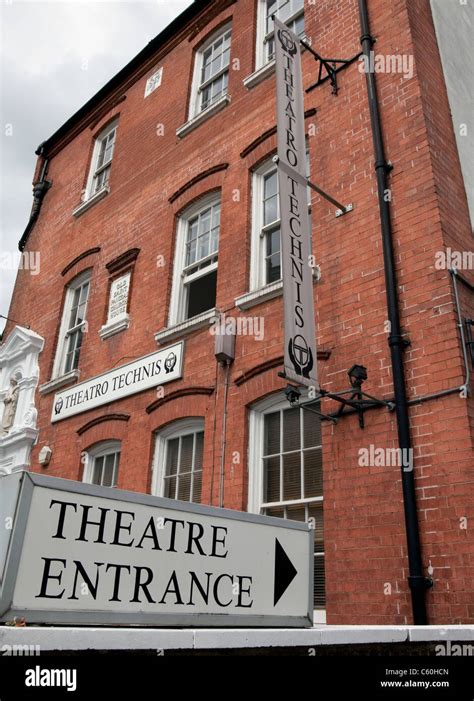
[0,314,30,330]
[273,155,351,215]
[307,178,348,212]
[359,0,431,625]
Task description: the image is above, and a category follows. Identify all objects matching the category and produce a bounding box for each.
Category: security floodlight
[348,364,367,388]
[284,384,301,405]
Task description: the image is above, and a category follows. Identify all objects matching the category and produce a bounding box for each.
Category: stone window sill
[39,370,80,395]
[235,280,283,310]
[176,95,230,139]
[72,187,109,218]
[235,267,320,311]
[99,315,130,340]
[243,60,276,90]
[243,36,310,90]
[155,308,218,344]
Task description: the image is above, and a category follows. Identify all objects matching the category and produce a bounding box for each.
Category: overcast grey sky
[0,0,193,334]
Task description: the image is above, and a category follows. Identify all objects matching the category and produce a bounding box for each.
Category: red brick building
[1,0,473,626]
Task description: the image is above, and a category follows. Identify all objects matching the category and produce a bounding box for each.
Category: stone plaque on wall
[107,272,130,323]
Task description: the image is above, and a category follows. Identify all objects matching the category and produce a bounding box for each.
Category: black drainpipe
[18,142,51,252]
[358,0,432,624]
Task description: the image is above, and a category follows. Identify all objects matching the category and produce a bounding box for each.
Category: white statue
[1,377,19,436]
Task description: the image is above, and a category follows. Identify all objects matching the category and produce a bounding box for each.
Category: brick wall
[4,0,473,623]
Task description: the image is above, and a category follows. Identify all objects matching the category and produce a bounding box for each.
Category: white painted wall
[430,0,474,226]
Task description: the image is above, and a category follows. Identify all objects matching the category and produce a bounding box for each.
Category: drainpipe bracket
[408,575,434,591]
[360,33,376,47]
[388,335,411,350]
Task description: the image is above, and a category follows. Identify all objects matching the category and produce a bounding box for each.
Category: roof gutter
[18,143,51,252]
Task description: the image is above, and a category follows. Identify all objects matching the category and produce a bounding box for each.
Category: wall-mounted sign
[107,272,130,323]
[274,17,318,390]
[51,342,183,423]
[0,473,313,628]
[144,66,163,97]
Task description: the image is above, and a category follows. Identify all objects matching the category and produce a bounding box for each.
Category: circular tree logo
[277,28,297,57]
[164,352,177,374]
[288,334,314,379]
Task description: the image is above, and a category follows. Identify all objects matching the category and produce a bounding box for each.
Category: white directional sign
[51,342,183,423]
[0,473,313,627]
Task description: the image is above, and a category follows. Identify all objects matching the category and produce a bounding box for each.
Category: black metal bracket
[301,38,362,95]
[283,380,395,430]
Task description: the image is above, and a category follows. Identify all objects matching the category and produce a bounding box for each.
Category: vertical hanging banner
[274,16,318,390]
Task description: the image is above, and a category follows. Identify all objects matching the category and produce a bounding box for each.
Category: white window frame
[256,0,305,70]
[84,119,118,200]
[52,269,91,379]
[189,23,232,120]
[169,192,221,326]
[248,393,325,619]
[83,440,121,487]
[250,151,311,292]
[249,158,281,292]
[152,418,205,503]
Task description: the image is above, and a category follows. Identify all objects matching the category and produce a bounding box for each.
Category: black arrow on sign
[274,538,298,606]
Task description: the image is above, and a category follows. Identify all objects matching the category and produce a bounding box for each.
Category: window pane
[165,438,179,476]
[194,432,204,469]
[102,453,116,487]
[314,555,325,608]
[264,506,284,519]
[292,13,305,36]
[186,238,197,266]
[192,470,202,503]
[79,281,89,305]
[264,411,280,456]
[64,328,83,373]
[308,502,324,550]
[283,408,300,452]
[266,228,280,257]
[92,456,103,485]
[266,251,281,283]
[282,451,301,501]
[263,170,278,225]
[186,269,217,318]
[303,408,322,448]
[201,85,212,110]
[198,231,210,260]
[177,473,191,502]
[164,476,176,500]
[285,504,306,522]
[263,456,280,503]
[180,434,194,473]
[264,194,278,226]
[68,287,81,328]
[304,448,323,498]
